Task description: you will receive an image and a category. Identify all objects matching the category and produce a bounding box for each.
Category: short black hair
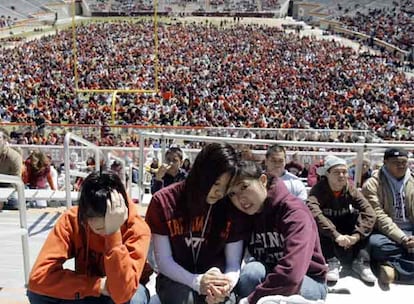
[166,147,183,160]
[78,171,128,224]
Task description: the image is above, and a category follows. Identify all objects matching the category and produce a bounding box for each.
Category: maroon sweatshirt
[247,178,327,304]
[146,181,249,274]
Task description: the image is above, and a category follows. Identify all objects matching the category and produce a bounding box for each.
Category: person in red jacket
[27,171,151,304]
[227,161,327,304]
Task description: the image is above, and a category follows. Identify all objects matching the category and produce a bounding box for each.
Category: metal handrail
[64,133,100,208]
[136,131,414,202]
[0,174,29,285]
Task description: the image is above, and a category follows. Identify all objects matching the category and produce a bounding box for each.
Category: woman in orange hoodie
[27,171,151,304]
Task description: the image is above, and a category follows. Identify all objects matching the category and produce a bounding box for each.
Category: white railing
[0,174,29,285]
[10,133,414,208]
[64,133,100,208]
[136,131,414,204]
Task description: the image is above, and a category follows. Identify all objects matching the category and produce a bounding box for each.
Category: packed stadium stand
[0,0,414,303]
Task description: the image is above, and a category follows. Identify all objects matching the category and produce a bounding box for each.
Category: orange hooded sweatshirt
[28,200,151,304]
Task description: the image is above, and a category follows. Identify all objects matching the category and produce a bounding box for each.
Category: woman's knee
[129,284,150,304]
[240,261,266,281]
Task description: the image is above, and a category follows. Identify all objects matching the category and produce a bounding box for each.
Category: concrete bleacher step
[0,287,28,304]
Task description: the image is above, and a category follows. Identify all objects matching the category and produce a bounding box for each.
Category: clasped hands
[200,267,232,304]
[335,234,360,249]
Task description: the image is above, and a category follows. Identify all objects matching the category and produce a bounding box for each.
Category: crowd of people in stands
[338,0,413,52]
[1,21,413,145]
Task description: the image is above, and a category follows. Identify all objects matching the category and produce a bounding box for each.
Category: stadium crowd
[1,21,414,147]
[338,0,414,52]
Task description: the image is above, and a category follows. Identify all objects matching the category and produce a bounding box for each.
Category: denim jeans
[236,261,327,301]
[156,274,236,304]
[27,284,149,304]
[368,230,414,283]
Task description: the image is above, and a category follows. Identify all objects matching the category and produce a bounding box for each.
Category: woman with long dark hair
[146,143,248,304]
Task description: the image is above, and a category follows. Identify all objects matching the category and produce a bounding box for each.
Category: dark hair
[166,147,183,160]
[231,160,272,189]
[78,171,128,225]
[265,144,286,159]
[182,143,238,220]
[232,160,262,181]
[86,156,96,166]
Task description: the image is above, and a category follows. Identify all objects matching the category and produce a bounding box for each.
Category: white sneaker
[257,295,325,304]
[326,257,340,282]
[352,258,376,283]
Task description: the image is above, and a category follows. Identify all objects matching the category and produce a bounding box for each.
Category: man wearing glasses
[362,148,414,286]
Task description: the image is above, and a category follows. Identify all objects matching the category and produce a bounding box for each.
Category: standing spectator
[362,148,414,286]
[0,129,22,210]
[27,171,151,304]
[151,147,187,194]
[307,155,377,284]
[265,145,307,202]
[146,143,248,304]
[228,161,327,304]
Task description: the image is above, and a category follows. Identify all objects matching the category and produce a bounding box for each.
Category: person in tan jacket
[362,148,414,286]
[0,128,22,210]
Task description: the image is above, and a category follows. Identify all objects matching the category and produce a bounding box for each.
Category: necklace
[189,204,213,271]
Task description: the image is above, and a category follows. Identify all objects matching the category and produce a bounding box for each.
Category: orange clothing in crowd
[28,200,151,304]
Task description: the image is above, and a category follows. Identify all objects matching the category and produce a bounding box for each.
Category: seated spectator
[22,150,56,208]
[265,144,307,202]
[285,152,303,176]
[0,128,22,210]
[146,143,247,304]
[74,156,96,191]
[307,155,377,284]
[299,161,310,179]
[362,148,414,286]
[307,159,324,188]
[228,161,327,304]
[349,158,373,187]
[27,171,151,304]
[181,158,191,174]
[151,147,187,194]
[23,151,55,191]
[146,157,159,175]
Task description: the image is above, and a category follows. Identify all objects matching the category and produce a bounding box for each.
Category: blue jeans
[27,284,149,304]
[368,231,414,283]
[236,261,327,301]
